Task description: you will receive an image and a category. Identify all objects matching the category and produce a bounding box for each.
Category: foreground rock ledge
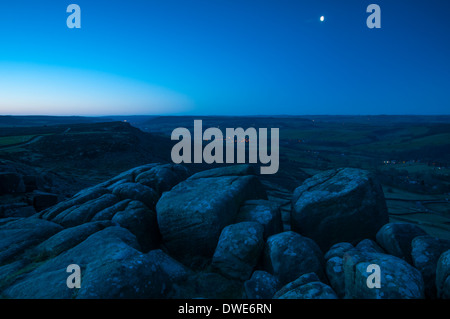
[1,164,448,299]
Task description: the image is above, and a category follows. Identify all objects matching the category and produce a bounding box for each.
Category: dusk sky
[0,0,449,116]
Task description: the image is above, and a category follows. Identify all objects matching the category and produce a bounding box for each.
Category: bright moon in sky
[320,16,325,22]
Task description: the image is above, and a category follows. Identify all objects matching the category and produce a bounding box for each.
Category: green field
[0,135,36,146]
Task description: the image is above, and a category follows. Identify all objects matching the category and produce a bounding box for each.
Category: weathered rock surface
[411,235,450,298]
[156,168,267,266]
[274,272,338,299]
[0,203,36,218]
[235,200,282,239]
[244,271,279,299]
[111,200,160,252]
[263,231,325,285]
[32,221,112,260]
[324,242,354,260]
[325,240,384,297]
[2,227,169,299]
[376,222,428,264]
[435,249,450,299]
[1,163,446,300]
[356,239,385,254]
[111,183,158,210]
[52,194,119,227]
[211,222,264,280]
[343,249,425,299]
[135,164,190,196]
[291,168,389,251]
[0,217,63,265]
[326,256,346,298]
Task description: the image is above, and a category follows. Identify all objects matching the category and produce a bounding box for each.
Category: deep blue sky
[0,0,449,115]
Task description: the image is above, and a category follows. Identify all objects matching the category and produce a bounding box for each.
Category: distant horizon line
[2,114,450,117]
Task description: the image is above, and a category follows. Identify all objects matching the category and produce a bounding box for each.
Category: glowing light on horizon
[0,63,193,116]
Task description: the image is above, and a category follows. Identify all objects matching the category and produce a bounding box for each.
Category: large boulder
[436,249,450,299]
[291,168,389,251]
[411,235,450,298]
[263,231,325,285]
[343,249,425,299]
[211,222,264,281]
[376,222,427,264]
[156,168,267,266]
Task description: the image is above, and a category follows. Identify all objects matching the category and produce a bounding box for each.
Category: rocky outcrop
[291,168,389,251]
[1,164,448,299]
[37,164,187,251]
[0,163,190,298]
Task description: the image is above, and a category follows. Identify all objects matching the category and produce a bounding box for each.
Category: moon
[320,16,325,22]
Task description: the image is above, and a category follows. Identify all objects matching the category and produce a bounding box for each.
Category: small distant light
[320,16,325,22]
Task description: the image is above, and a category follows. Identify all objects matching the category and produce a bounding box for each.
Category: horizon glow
[0,64,192,116]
